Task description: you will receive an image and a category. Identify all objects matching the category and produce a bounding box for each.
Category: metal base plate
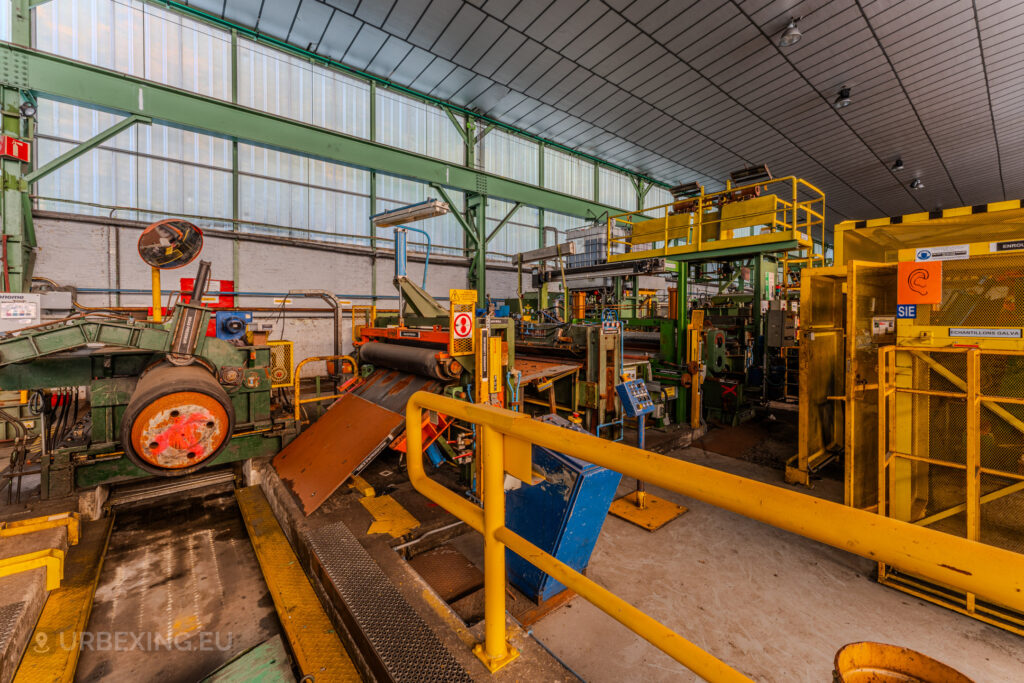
[608,491,688,531]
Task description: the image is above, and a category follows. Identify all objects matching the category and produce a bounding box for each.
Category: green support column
[230,28,240,292]
[1,85,30,292]
[466,193,487,303]
[676,260,689,425]
[2,0,33,292]
[369,81,377,305]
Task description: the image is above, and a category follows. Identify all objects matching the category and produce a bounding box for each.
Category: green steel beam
[485,201,521,246]
[3,43,633,222]
[24,113,150,184]
[442,105,468,146]
[430,183,478,245]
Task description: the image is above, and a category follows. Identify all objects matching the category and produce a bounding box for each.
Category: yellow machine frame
[796,206,1024,634]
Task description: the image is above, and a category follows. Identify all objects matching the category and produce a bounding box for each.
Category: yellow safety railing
[405,391,1024,680]
[293,354,357,421]
[607,176,826,264]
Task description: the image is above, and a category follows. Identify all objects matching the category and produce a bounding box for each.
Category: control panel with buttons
[615,379,656,418]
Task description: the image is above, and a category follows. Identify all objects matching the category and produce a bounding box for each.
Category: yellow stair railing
[405,392,1024,681]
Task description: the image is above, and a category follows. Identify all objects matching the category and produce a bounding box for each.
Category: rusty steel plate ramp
[274,392,404,515]
[275,368,447,516]
[307,519,473,683]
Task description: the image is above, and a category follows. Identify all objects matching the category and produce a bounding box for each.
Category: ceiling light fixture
[910,178,924,190]
[834,86,852,109]
[779,17,802,47]
[19,101,36,118]
[892,158,904,171]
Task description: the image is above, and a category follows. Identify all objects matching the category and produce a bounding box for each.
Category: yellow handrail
[293,354,357,421]
[405,391,1024,680]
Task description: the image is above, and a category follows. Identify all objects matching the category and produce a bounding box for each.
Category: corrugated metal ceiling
[183,0,1024,223]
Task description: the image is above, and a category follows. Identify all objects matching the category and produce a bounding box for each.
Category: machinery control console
[615,379,655,418]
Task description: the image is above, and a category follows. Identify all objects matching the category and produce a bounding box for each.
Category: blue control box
[615,379,655,418]
[505,415,622,602]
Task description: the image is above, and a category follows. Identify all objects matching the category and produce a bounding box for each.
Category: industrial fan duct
[358,342,460,381]
[121,363,236,475]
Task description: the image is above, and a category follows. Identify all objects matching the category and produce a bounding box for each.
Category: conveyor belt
[307,519,473,683]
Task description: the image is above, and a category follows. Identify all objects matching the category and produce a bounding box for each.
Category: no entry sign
[452,311,474,339]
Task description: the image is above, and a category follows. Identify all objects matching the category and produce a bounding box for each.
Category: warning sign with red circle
[452,312,474,339]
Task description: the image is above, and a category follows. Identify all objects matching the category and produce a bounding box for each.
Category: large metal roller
[120,363,235,475]
[359,342,459,381]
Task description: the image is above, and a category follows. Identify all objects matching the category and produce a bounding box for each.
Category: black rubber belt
[306,521,473,683]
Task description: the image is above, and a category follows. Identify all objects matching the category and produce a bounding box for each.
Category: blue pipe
[396,224,431,288]
[73,288,422,301]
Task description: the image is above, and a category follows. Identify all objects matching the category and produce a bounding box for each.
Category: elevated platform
[607,175,826,265]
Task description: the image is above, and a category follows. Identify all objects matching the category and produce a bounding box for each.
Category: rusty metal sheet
[273,393,403,515]
[350,368,444,414]
[514,356,582,383]
[407,545,484,603]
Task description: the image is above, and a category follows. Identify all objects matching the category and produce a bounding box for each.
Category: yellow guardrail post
[475,424,519,671]
[0,512,80,545]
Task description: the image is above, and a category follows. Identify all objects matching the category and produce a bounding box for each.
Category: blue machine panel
[505,415,622,602]
[214,310,252,340]
[615,379,655,418]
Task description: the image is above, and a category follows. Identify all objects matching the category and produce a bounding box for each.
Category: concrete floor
[531,446,1024,682]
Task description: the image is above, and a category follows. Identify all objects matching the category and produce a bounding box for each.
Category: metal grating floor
[306,520,473,682]
[0,601,24,656]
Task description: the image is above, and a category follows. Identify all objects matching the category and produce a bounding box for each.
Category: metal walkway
[306,519,473,683]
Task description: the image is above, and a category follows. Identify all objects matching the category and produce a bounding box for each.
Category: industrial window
[375,175,465,256]
[237,143,370,245]
[33,0,231,101]
[486,199,540,262]
[0,0,9,41]
[477,128,539,185]
[599,167,636,211]
[34,98,233,224]
[543,210,592,246]
[643,185,674,209]
[376,89,465,166]
[543,146,594,201]
[237,39,370,139]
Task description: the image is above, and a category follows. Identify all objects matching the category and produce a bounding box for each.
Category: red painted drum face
[129,391,230,469]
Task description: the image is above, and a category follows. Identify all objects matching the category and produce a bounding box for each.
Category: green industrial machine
[1,222,294,500]
[0,293,291,499]
[513,321,622,432]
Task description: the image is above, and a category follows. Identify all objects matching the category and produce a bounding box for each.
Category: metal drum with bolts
[120,363,235,475]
